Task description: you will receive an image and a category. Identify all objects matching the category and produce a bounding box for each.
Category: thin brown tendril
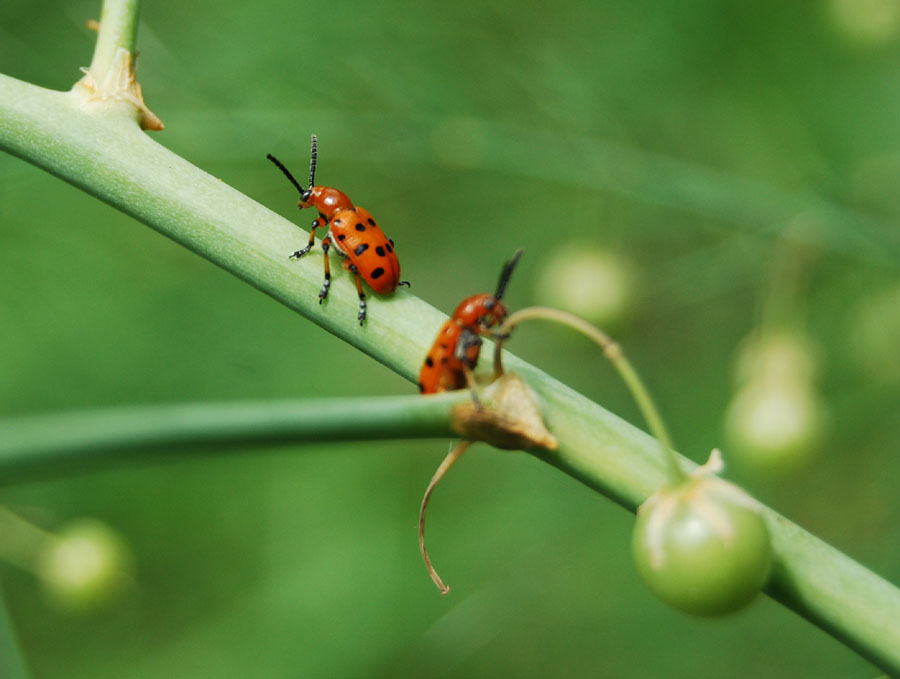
[419,440,472,595]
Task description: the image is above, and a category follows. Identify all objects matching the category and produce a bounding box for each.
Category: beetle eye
[301,189,312,202]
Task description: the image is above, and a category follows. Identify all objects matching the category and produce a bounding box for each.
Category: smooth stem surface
[86,0,140,78]
[496,306,682,481]
[0,396,465,480]
[1,64,899,675]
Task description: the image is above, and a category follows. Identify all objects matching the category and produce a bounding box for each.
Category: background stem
[0,396,464,480]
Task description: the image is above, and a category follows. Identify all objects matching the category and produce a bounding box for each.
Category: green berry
[633,473,772,616]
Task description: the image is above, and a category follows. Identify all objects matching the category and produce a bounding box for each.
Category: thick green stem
[1,36,899,677]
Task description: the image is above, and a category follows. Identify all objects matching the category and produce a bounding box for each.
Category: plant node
[451,372,558,451]
[73,46,163,131]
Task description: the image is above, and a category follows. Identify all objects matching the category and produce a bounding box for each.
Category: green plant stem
[495,306,683,483]
[86,0,140,78]
[0,396,465,479]
[1,16,899,674]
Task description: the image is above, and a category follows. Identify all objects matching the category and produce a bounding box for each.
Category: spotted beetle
[418,249,523,394]
[268,135,408,324]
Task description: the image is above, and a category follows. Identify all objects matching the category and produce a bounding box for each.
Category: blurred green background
[2,0,900,676]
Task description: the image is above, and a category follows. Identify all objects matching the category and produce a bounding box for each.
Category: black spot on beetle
[334,218,341,225]
[425,356,434,367]
[370,267,385,279]
[337,234,346,241]
[440,356,448,364]
[375,246,386,257]
[367,218,376,226]
[417,382,425,393]
[354,243,369,256]
[385,242,393,253]
[355,223,366,231]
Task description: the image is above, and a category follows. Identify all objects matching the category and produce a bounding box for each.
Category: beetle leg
[290,216,327,259]
[318,236,332,302]
[462,364,482,409]
[347,263,367,325]
[456,329,484,408]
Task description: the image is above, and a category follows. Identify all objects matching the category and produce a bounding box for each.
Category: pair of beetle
[269,136,520,395]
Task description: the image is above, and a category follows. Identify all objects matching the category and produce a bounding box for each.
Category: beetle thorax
[452,293,507,329]
[301,186,354,219]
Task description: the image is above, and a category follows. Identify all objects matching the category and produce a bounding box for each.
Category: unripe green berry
[633,462,772,616]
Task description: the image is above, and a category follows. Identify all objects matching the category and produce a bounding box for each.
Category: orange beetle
[268,135,407,324]
[418,250,523,394]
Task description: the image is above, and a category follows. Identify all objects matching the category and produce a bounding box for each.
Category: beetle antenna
[309,134,318,188]
[266,154,305,195]
[495,248,524,301]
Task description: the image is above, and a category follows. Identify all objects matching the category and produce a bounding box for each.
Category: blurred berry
[725,376,826,473]
[733,330,818,386]
[36,519,132,612]
[536,244,637,327]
